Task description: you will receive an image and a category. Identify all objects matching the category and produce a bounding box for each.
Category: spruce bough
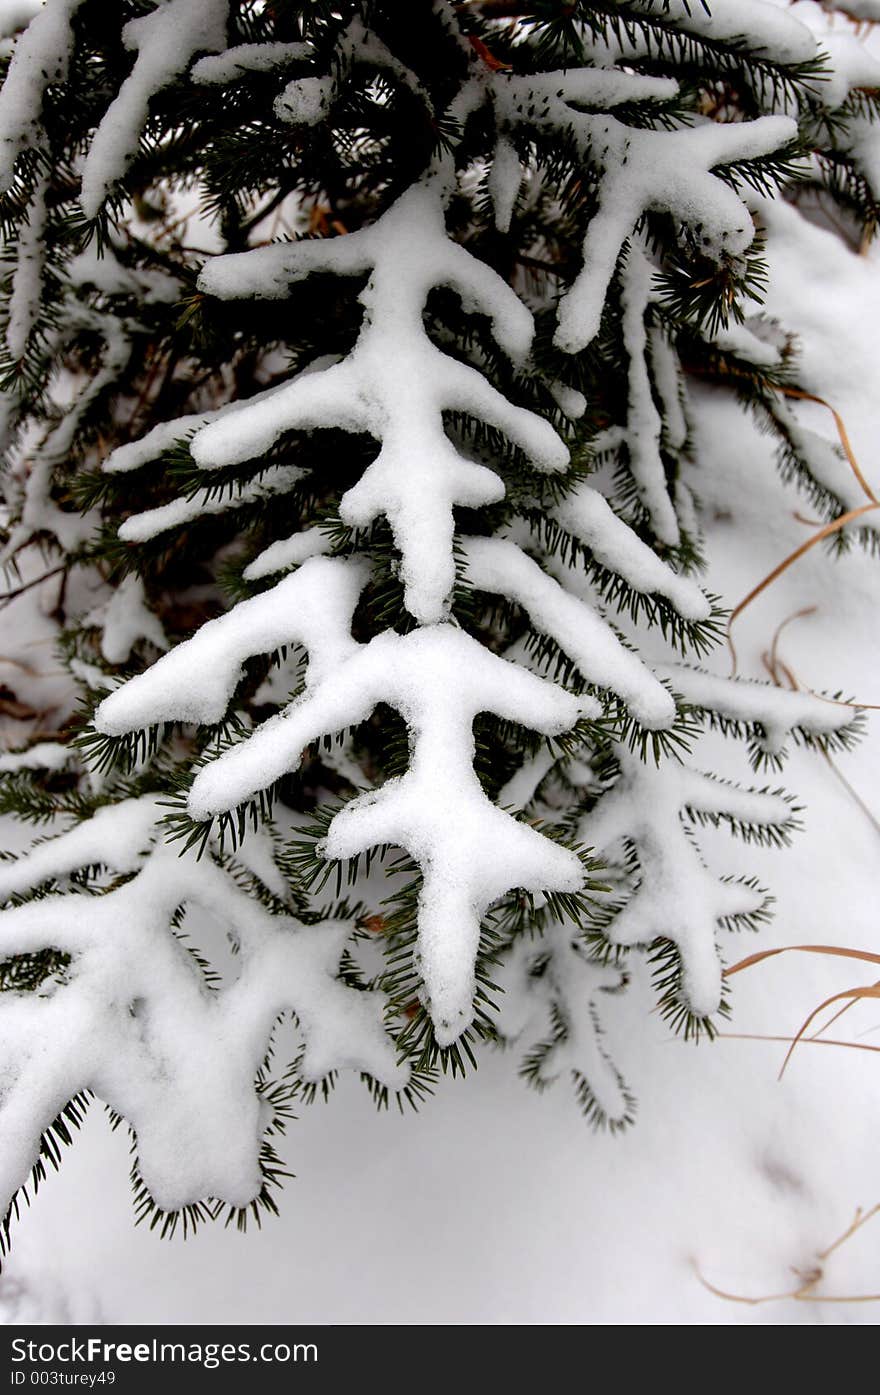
[0,0,874,1249]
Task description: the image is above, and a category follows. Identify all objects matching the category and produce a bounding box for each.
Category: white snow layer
[0,0,85,184]
[0,1,41,41]
[79,0,228,219]
[118,466,305,544]
[460,534,672,728]
[83,574,167,665]
[0,803,405,1213]
[243,525,332,581]
[494,934,631,1126]
[2,311,130,560]
[2,0,880,1326]
[490,65,797,352]
[662,665,856,756]
[0,741,71,774]
[551,484,710,621]
[274,75,334,127]
[194,181,567,623]
[5,169,46,360]
[577,751,789,1017]
[103,410,224,475]
[95,556,588,1043]
[192,42,312,86]
[631,0,817,64]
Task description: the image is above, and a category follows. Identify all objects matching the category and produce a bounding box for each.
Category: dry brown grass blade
[777,387,878,504]
[726,944,880,977]
[779,983,880,1079]
[695,1271,800,1306]
[727,387,879,674]
[718,1031,880,1057]
[820,753,880,836]
[760,610,880,831]
[809,692,880,711]
[818,1203,880,1262]
[727,501,880,673]
[765,605,816,681]
[726,947,880,1077]
[811,993,864,1041]
[696,1204,880,1306]
[696,1268,880,1305]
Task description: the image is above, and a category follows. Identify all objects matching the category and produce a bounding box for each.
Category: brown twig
[776,386,878,504]
[726,946,880,1078]
[727,386,879,672]
[696,1204,880,1306]
[761,607,880,823]
[718,1031,880,1057]
[0,566,67,608]
[727,501,880,674]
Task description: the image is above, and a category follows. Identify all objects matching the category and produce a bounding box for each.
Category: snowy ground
[1,2,880,1327]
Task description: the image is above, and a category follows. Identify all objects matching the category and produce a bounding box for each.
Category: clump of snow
[192,41,311,86]
[495,933,632,1127]
[103,410,224,475]
[83,575,167,666]
[96,556,367,730]
[497,745,558,812]
[79,0,228,219]
[461,534,672,728]
[619,240,681,545]
[2,310,130,561]
[0,0,85,185]
[548,379,587,421]
[95,554,588,1044]
[489,65,797,352]
[316,626,586,1043]
[0,808,405,1214]
[0,1,41,41]
[661,664,858,757]
[67,243,182,304]
[272,14,427,126]
[274,75,334,126]
[194,181,566,624]
[243,525,333,581]
[0,795,162,901]
[5,169,46,360]
[118,465,305,544]
[578,750,791,1017]
[487,135,524,234]
[550,485,711,622]
[0,742,71,774]
[631,0,818,64]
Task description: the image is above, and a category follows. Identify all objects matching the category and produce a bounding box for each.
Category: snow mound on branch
[194,181,566,624]
[192,42,312,86]
[96,557,592,1044]
[79,0,228,219]
[487,66,797,353]
[461,534,674,729]
[0,1,41,40]
[631,0,817,63]
[0,0,85,184]
[579,752,789,1017]
[0,801,404,1215]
